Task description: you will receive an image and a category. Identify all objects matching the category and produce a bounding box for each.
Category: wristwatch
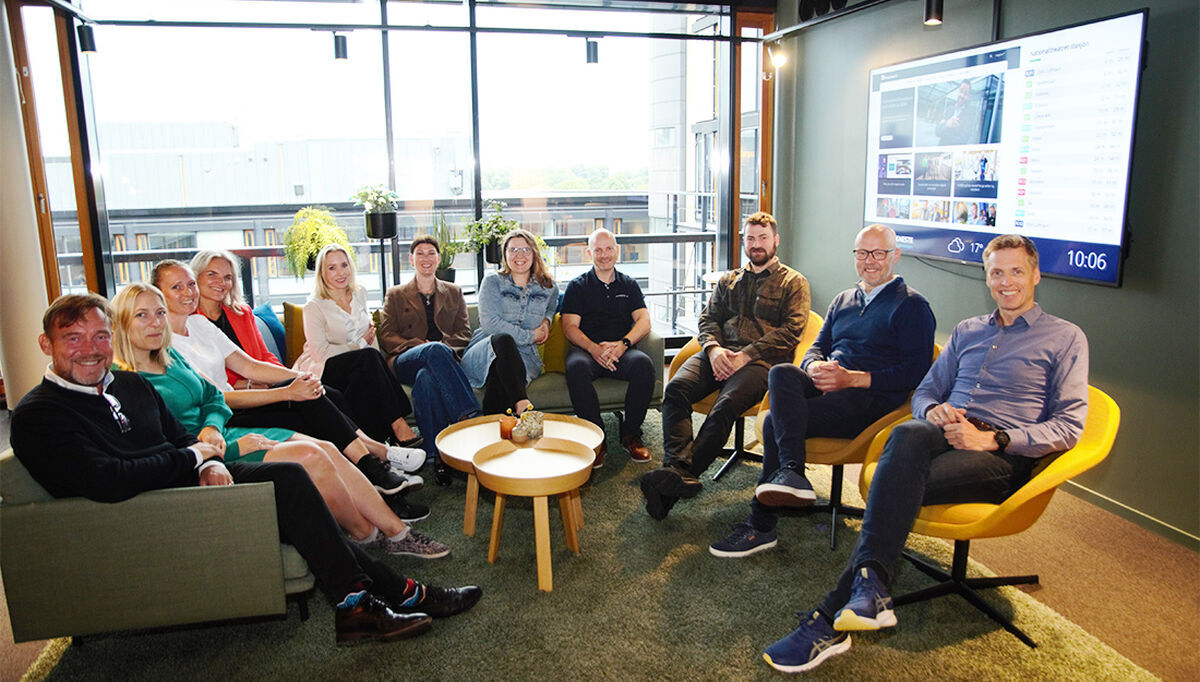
[620,337,632,348]
[993,429,1010,453]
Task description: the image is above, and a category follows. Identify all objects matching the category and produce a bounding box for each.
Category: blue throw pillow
[253,303,286,356]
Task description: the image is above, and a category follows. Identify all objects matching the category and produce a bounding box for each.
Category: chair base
[895,539,1039,648]
[710,418,762,481]
[804,465,862,550]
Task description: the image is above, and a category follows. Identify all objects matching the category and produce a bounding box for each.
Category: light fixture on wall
[76,23,97,54]
[924,0,943,25]
[586,38,599,64]
[333,33,348,60]
[766,42,787,69]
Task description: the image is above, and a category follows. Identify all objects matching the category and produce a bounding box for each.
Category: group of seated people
[12,213,1088,669]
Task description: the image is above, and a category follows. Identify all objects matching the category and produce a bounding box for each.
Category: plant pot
[484,239,502,264]
[306,254,317,272]
[435,267,456,282]
[365,212,398,240]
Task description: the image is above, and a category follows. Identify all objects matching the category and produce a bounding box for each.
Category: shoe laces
[405,529,445,551]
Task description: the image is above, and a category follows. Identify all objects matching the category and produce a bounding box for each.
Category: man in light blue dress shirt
[762,234,1089,673]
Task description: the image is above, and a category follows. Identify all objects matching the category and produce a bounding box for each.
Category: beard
[747,245,776,266]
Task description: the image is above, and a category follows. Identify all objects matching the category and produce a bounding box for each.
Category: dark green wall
[771,0,1198,542]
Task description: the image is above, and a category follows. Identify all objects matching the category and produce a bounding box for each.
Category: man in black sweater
[11,293,481,645]
[709,225,936,558]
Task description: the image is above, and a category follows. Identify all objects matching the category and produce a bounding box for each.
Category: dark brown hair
[410,234,441,254]
[42,293,112,334]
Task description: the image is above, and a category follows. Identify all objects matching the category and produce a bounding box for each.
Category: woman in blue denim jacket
[461,229,558,415]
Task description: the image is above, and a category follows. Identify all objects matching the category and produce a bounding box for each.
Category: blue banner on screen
[863,11,1147,286]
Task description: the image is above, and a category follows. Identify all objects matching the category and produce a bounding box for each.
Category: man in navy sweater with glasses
[709,224,936,558]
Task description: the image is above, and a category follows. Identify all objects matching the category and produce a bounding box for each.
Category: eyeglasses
[852,249,895,261]
[103,392,131,433]
[506,246,532,255]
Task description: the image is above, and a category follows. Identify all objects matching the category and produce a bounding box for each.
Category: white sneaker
[386,445,426,473]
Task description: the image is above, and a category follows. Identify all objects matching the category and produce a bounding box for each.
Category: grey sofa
[0,449,313,643]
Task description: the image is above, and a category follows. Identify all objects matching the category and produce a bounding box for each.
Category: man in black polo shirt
[561,228,654,466]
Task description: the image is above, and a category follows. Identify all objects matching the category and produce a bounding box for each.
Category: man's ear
[38,333,53,356]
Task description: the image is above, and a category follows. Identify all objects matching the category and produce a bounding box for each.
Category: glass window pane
[79,0,380,24]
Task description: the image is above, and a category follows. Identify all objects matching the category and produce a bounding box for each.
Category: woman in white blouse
[303,244,422,465]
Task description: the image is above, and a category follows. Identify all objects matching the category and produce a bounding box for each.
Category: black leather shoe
[335,593,431,645]
[394,585,483,619]
[386,496,431,522]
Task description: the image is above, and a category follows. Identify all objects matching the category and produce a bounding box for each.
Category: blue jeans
[749,364,903,531]
[391,342,481,459]
[816,418,1037,620]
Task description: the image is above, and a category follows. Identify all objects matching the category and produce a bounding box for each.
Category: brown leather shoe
[336,593,432,646]
[621,434,652,463]
[593,441,607,469]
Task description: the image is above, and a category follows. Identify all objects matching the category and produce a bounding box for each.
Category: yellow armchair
[857,385,1120,646]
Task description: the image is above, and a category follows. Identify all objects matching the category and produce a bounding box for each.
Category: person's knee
[565,349,592,377]
[424,341,456,365]
[623,350,655,377]
[490,333,517,354]
[768,363,803,386]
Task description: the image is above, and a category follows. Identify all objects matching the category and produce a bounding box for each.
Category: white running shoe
[386,445,426,473]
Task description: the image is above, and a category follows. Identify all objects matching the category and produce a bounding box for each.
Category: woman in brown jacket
[379,235,482,482]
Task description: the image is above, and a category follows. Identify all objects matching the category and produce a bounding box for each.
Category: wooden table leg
[464,473,479,537]
[487,493,506,564]
[559,492,580,554]
[533,495,552,591]
[570,488,584,530]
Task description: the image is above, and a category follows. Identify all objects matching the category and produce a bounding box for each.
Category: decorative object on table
[432,211,467,282]
[498,413,518,440]
[352,184,401,294]
[282,206,352,278]
[511,410,544,444]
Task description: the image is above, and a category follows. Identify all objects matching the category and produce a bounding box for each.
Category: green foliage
[282,206,352,278]
[431,212,467,270]
[462,200,520,252]
[350,184,400,214]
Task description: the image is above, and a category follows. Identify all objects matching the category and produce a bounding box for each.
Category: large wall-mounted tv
[863,10,1146,286]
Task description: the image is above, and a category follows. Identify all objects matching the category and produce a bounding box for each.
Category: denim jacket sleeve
[477,273,535,345]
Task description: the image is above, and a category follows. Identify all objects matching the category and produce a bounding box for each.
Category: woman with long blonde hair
[460,229,558,414]
[111,282,450,558]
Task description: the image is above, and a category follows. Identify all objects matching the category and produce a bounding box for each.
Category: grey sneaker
[755,467,816,508]
[384,528,451,559]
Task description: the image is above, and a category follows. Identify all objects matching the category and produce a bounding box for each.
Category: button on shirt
[911,304,1089,457]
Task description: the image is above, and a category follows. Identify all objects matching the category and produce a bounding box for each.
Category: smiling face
[197,257,235,306]
[39,306,113,387]
[743,223,779,267]
[127,291,169,353]
[985,247,1040,321]
[588,231,618,276]
[504,236,533,276]
[410,242,440,278]
[321,249,353,292]
[157,265,200,316]
[854,225,900,291]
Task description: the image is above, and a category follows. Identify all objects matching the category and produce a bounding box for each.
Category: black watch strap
[994,430,1010,453]
[620,337,632,348]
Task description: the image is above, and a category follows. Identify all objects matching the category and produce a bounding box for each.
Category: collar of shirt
[43,364,115,396]
[856,276,899,307]
[743,255,780,277]
[987,302,1044,329]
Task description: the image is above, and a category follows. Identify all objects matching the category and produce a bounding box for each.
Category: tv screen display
[863,10,1146,285]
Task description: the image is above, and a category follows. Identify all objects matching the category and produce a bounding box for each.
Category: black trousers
[227,461,410,603]
[482,334,529,415]
[227,390,360,451]
[661,351,769,476]
[564,345,654,437]
[321,348,413,443]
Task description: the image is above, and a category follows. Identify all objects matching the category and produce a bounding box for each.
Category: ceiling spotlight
[76,24,96,54]
[767,42,787,69]
[924,0,943,25]
[334,33,348,60]
[586,39,598,64]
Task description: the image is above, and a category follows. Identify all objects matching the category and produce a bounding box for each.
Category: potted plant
[463,200,519,264]
[431,212,467,282]
[351,184,400,239]
[282,206,353,278]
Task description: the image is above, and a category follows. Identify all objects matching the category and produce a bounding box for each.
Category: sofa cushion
[0,449,52,504]
[283,301,306,366]
[253,303,287,358]
[538,313,568,374]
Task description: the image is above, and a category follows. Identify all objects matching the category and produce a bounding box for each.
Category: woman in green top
[109,283,450,558]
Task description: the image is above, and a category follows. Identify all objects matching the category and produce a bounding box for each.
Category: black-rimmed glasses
[852,249,895,261]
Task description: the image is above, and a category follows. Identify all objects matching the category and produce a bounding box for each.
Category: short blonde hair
[111,283,173,371]
[500,229,555,289]
[312,243,360,301]
[190,249,246,314]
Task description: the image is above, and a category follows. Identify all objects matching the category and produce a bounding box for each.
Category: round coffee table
[436,414,604,536]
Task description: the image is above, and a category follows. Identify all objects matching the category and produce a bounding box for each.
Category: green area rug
[40,414,1153,680]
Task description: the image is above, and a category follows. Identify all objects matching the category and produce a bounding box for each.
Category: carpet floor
[33,413,1154,680]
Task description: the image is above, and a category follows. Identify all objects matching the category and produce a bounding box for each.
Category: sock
[388,526,410,543]
[353,528,380,545]
[337,590,367,610]
[399,579,425,607]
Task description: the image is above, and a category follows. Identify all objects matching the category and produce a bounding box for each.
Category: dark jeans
[749,364,903,531]
[564,345,654,438]
[661,351,769,476]
[228,391,360,451]
[481,334,529,415]
[227,461,409,603]
[392,342,482,458]
[322,348,413,443]
[815,419,1037,620]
